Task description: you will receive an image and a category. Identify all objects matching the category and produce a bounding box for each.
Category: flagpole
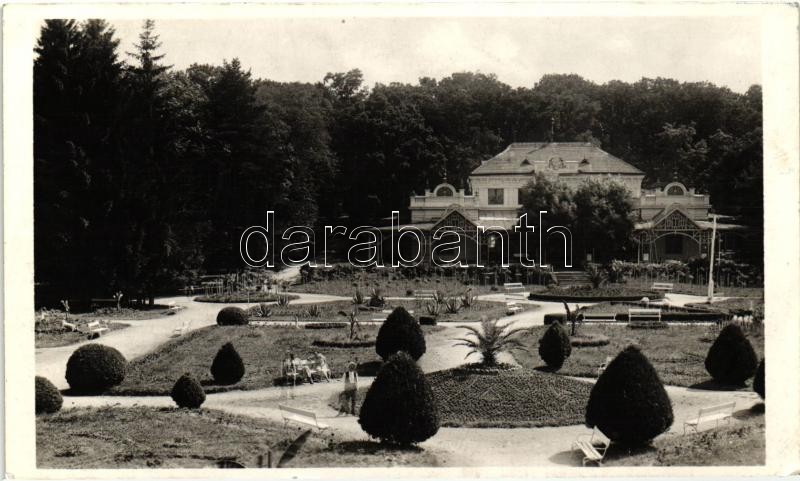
[707,214,718,302]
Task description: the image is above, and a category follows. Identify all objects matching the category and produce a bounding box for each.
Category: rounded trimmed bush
[35,376,63,414]
[753,359,764,399]
[538,322,572,369]
[210,342,245,385]
[705,324,758,385]
[375,306,426,361]
[171,373,206,408]
[216,306,248,326]
[65,343,127,392]
[586,345,674,446]
[359,351,439,446]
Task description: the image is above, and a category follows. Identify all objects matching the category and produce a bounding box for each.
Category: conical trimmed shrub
[210,342,245,385]
[65,343,127,392]
[586,345,674,446]
[171,373,206,408]
[217,306,249,326]
[359,351,439,446]
[753,359,764,399]
[35,376,63,414]
[705,324,758,385]
[375,306,426,361]
[538,322,572,369]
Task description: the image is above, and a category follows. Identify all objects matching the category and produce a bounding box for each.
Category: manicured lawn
[623,278,764,298]
[251,299,528,324]
[514,324,764,387]
[604,405,765,466]
[35,322,129,349]
[111,324,390,395]
[37,406,439,468]
[331,368,592,428]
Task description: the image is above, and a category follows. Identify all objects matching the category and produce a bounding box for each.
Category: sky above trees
[106,16,761,93]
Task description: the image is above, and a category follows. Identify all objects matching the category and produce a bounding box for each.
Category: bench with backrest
[651,282,674,293]
[628,308,661,323]
[278,404,329,431]
[572,426,611,466]
[414,289,436,300]
[504,283,527,314]
[171,320,190,337]
[61,319,78,332]
[683,401,735,434]
[78,320,109,337]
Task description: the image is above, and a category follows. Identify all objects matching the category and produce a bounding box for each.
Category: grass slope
[37,406,439,468]
[515,324,764,387]
[112,325,385,395]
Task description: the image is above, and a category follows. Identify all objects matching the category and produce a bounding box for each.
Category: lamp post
[707,215,718,302]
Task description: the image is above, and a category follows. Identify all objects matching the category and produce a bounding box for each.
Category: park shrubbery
[538,322,571,369]
[705,324,758,385]
[585,345,673,446]
[359,352,439,446]
[543,313,565,325]
[753,359,765,399]
[35,376,63,414]
[216,306,249,326]
[171,373,206,408]
[210,342,245,385]
[375,306,426,361]
[65,343,127,392]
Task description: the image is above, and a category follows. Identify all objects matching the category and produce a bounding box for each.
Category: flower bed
[312,339,375,348]
[194,292,299,303]
[450,362,520,374]
[570,333,610,347]
[528,285,662,302]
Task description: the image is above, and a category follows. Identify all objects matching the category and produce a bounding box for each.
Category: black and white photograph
[4,2,800,477]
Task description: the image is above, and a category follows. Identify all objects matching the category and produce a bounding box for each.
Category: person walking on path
[341,361,359,415]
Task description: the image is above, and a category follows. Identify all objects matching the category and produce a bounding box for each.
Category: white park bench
[579,312,617,323]
[628,308,662,323]
[572,426,611,466]
[683,401,735,434]
[504,283,527,315]
[171,320,190,337]
[651,282,674,293]
[278,404,329,431]
[61,319,78,332]
[78,320,109,338]
[414,289,437,300]
[597,356,612,377]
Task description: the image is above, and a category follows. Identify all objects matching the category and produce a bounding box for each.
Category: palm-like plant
[453,317,530,367]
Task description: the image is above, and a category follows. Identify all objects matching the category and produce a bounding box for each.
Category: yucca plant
[460,289,476,309]
[585,263,606,289]
[305,304,322,318]
[352,289,365,305]
[259,303,272,318]
[432,290,446,305]
[424,301,441,317]
[453,317,529,367]
[443,297,461,314]
[368,288,385,307]
[277,294,291,307]
[338,309,362,341]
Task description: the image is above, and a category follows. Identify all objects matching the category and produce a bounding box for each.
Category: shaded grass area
[514,324,764,387]
[330,368,592,428]
[37,406,439,468]
[604,405,765,466]
[35,322,129,349]
[111,325,386,395]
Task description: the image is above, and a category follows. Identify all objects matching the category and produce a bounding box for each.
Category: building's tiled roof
[471,142,644,176]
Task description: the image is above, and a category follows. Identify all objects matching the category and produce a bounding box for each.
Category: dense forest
[34,19,763,304]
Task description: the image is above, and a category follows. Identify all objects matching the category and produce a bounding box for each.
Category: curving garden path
[37,288,756,467]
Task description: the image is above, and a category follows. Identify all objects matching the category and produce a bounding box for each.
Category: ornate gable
[653,208,699,231]
[433,206,477,233]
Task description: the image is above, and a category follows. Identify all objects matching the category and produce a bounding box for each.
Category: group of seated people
[281,351,331,384]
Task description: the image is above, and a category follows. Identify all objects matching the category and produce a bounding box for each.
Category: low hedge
[312,339,376,348]
[544,313,566,325]
[570,334,611,347]
[419,316,438,326]
[304,322,347,330]
[530,291,662,302]
[216,307,248,326]
[627,321,670,330]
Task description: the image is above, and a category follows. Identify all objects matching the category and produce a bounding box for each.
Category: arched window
[667,185,685,196]
[436,186,454,197]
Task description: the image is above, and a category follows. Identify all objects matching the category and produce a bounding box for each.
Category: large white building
[407,142,742,264]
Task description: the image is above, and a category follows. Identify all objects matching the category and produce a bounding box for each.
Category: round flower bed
[570,333,611,347]
[451,362,520,375]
